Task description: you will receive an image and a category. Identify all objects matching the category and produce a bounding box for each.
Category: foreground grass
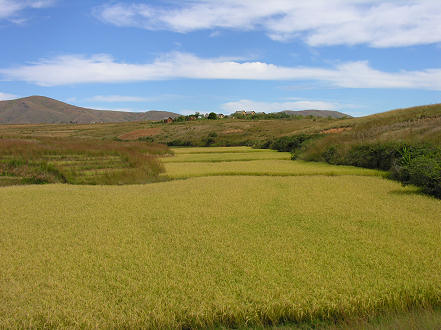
[1,176,440,328]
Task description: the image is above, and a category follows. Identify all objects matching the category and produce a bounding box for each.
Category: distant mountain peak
[0,96,180,124]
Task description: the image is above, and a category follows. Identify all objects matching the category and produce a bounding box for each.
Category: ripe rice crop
[1,176,440,328]
[163,159,384,178]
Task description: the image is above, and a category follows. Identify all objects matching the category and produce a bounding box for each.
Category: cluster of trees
[171,111,328,122]
[173,112,223,122]
[231,112,293,119]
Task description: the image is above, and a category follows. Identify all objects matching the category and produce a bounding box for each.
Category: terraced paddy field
[1,147,440,328]
[163,147,383,179]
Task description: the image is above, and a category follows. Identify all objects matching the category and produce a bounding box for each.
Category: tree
[207,112,217,120]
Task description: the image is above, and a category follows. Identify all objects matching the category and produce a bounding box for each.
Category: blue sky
[0,0,440,116]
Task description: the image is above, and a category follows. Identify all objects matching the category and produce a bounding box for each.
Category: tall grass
[0,137,169,185]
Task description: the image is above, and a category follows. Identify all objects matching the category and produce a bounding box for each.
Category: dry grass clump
[1,176,440,328]
[163,150,290,163]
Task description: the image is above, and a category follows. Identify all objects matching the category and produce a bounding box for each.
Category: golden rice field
[163,159,384,179]
[1,176,440,328]
[1,147,440,328]
[163,147,383,178]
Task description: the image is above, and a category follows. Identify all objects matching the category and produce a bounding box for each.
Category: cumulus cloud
[221,99,338,114]
[0,0,54,21]
[94,0,441,47]
[1,52,441,90]
[0,91,17,100]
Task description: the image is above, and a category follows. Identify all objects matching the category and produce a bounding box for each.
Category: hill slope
[0,96,180,124]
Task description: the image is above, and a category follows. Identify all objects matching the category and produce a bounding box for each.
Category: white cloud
[87,95,152,102]
[94,0,441,48]
[2,52,441,90]
[0,0,54,21]
[0,92,17,100]
[221,99,338,114]
[83,105,135,112]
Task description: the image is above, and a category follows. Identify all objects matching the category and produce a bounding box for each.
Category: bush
[316,141,441,198]
[207,112,217,120]
[166,139,193,147]
[391,152,441,198]
[261,134,320,152]
[344,143,403,170]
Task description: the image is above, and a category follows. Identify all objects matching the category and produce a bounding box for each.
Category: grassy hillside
[0,96,179,124]
[2,102,439,147]
[0,115,348,142]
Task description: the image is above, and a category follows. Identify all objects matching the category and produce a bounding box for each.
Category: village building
[164,117,174,123]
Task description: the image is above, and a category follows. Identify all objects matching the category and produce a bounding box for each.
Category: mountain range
[0,96,350,124]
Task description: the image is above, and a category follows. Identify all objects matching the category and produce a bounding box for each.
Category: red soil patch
[118,128,161,140]
[321,127,352,134]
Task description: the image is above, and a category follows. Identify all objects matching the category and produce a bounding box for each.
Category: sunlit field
[1,146,440,328]
[1,175,440,328]
[163,147,383,178]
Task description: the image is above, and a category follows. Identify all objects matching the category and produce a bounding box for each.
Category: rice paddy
[1,175,440,328]
[162,147,384,178]
[1,146,440,328]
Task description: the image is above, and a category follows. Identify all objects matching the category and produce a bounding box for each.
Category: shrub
[314,141,441,198]
[207,112,217,120]
[391,151,441,198]
[344,143,403,170]
[166,140,193,147]
[260,134,320,152]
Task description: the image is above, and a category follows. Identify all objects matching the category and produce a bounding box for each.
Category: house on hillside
[217,114,225,119]
[164,117,174,123]
[234,110,255,116]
